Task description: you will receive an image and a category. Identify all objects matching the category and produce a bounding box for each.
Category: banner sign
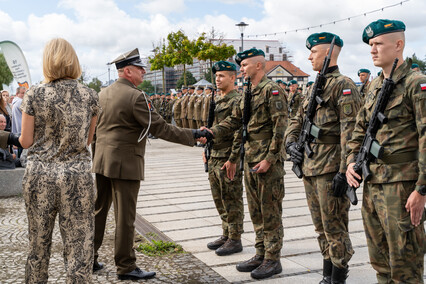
[0,41,32,89]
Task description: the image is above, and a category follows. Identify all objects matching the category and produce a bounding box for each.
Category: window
[266,46,269,53]
[282,54,287,61]
[269,54,274,61]
[279,47,282,53]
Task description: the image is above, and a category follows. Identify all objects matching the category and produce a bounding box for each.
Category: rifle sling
[376,151,418,164]
[314,135,340,144]
[248,132,273,142]
[212,141,233,150]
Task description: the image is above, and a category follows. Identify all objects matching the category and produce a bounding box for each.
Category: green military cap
[362,19,405,44]
[212,60,237,74]
[282,82,288,86]
[276,79,283,84]
[289,80,298,85]
[412,63,419,69]
[110,48,146,69]
[188,86,195,90]
[307,81,314,86]
[166,93,171,96]
[182,86,188,90]
[196,86,204,91]
[234,82,238,85]
[206,86,213,90]
[377,71,382,76]
[358,68,371,76]
[235,48,265,66]
[149,93,154,97]
[243,82,248,86]
[306,32,343,50]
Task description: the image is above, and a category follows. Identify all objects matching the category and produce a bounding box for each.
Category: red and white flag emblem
[343,89,351,95]
[420,83,426,91]
[272,90,279,95]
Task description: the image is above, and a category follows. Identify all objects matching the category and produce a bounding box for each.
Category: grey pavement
[1,139,424,283]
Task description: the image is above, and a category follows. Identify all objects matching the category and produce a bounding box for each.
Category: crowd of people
[1,17,424,284]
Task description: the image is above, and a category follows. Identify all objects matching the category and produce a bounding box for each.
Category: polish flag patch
[272,90,279,95]
[421,83,426,91]
[343,89,351,95]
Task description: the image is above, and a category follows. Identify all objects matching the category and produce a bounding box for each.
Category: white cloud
[136,0,185,15]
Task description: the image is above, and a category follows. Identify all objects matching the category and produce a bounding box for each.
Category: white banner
[0,40,32,89]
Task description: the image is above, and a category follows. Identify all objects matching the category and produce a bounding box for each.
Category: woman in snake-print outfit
[19,38,100,283]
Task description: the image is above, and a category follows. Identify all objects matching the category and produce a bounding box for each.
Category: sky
[0,0,425,91]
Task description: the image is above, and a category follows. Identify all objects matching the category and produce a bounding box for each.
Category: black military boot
[331,265,348,284]
[236,255,264,272]
[207,236,228,250]
[215,238,242,256]
[319,259,332,284]
[250,259,282,279]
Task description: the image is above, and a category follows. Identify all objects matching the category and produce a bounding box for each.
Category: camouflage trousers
[244,161,285,261]
[303,172,354,269]
[23,161,95,284]
[208,157,244,239]
[362,181,425,284]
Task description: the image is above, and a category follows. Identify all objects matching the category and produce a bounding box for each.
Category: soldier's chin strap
[138,91,152,143]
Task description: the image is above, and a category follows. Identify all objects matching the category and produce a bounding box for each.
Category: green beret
[307,81,314,87]
[235,48,265,66]
[362,19,405,44]
[412,63,419,69]
[276,79,283,84]
[166,93,171,96]
[212,60,237,74]
[306,32,343,50]
[289,80,298,85]
[282,82,288,86]
[358,68,371,76]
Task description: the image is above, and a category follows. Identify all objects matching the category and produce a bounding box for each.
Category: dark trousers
[94,174,140,274]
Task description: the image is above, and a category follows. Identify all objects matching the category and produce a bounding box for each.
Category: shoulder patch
[343,103,353,116]
[272,90,279,96]
[275,101,283,110]
[342,89,351,95]
[420,83,426,91]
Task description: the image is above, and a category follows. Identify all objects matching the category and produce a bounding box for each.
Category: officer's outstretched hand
[332,172,348,197]
[192,128,213,142]
[7,133,22,148]
[286,142,303,164]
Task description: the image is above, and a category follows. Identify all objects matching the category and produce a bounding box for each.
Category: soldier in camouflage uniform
[287,80,303,121]
[285,32,361,284]
[208,49,287,280]
[346,19,426,284]
[204,61,244,256]
[357,68,371,101]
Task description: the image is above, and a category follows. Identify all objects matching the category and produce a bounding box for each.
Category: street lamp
[150,49,157,93]
[235,21,249,52]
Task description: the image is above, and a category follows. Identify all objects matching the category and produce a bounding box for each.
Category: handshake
[192,128,214,143]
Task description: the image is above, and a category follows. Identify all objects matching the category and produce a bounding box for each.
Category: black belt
[376,151,418,164]
[314,135,340,144]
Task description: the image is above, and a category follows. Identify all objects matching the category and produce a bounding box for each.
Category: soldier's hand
[405,190,426,227]
[221,161,236,180]
[286,142,303,164]
[202,151,207,164]
[332,172,348,197]
[346,163,361,188]
[192,129,213,141]
[8,133,22,148]
[252,160,271,174]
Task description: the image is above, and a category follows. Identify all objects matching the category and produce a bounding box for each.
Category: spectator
[19,38,100,283]
[0,95,11,131]
[0,114,16,169]
[12,86,26,157]
[1,90,12,115]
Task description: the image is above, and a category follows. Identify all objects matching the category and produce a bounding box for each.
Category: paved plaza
[0,138,424,283]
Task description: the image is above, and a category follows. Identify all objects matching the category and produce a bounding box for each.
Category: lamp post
[235,21,249,52]
[150,49,157,93]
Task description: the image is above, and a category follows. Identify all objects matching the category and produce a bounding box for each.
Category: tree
[195,33,236,86]
[78,67,89,85]
[149,40,173,93]
[0,53,13,89]
[176,71,196,89]
[407,53,426,74]
[166,30,195,86]
[88,77,102,92]
[138,80,155,94]
[203,70,213,83]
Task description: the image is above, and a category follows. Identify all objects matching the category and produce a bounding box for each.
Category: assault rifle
[204,90,216,172]
[240,77,252,171]
[291,37,336,178]
[359,73,371,96]
[346,58,399,205]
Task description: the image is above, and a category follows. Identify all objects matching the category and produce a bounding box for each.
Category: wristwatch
[417,185,426,196]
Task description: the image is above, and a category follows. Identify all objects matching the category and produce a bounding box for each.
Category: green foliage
[88,77,102,92]
[176,71,196,89]
[0,54,13,88]
[78,69,89,85]
[195,34,236,63]
[137,239,184,256]
[138,80,155,93]
[408,53,426,74]
[203,70,213,83]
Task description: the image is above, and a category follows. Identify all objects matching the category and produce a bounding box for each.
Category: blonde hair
[42,38,82,83]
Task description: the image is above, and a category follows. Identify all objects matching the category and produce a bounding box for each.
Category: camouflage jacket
[211,76,288,164]
[288,90,302,119]
[211,90,242,161]
[347,59,426,189]
[173,97,182,120]
[285,67,362,176]
[358,81,370,100]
